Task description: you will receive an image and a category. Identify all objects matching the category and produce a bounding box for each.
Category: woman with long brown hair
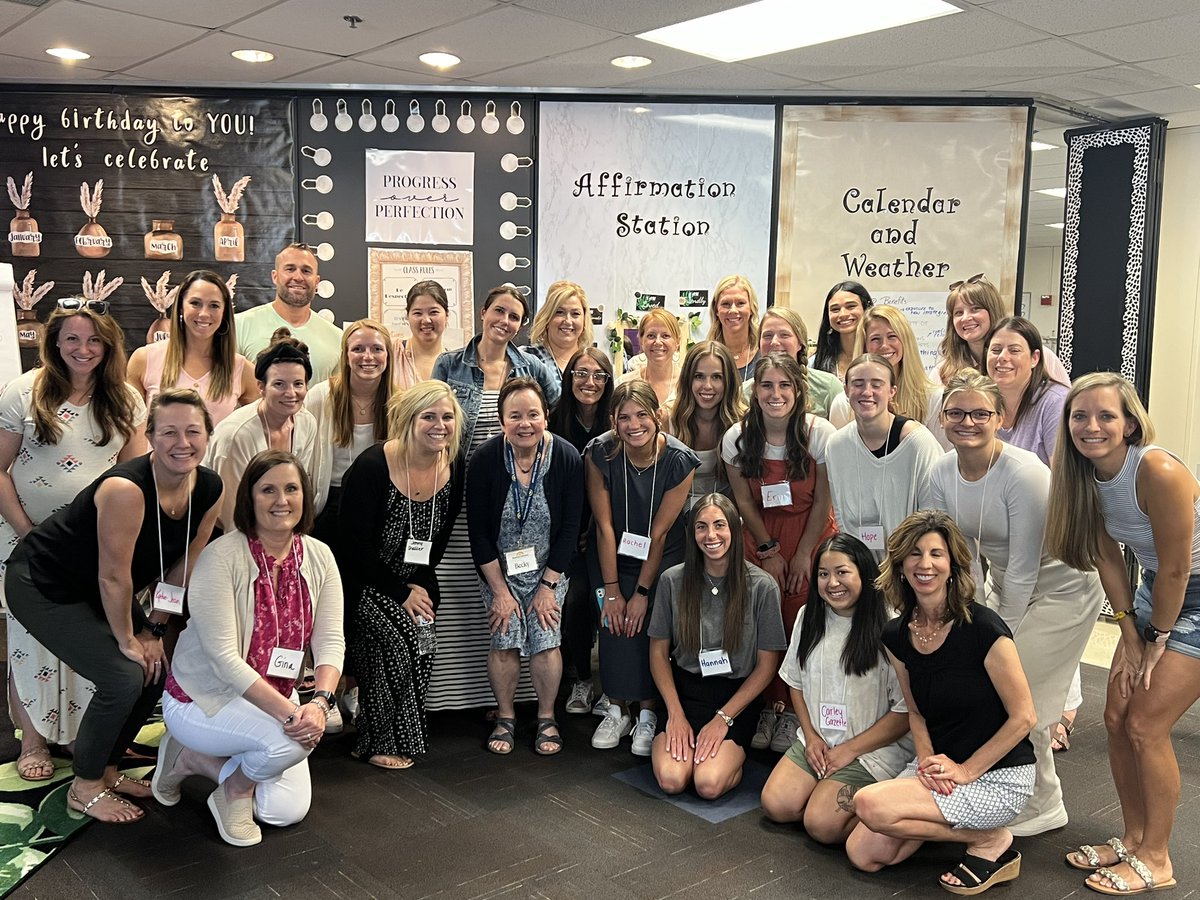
[667,341,744,506]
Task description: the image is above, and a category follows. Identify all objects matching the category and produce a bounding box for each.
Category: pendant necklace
[702,572,722,596]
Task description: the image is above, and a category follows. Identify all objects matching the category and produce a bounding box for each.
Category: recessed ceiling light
[1036,187,1067,198]
[46,47,90,61]
[420,51,461,70]
[638,0,959,63]
[1030,141,1058,151]
[612,55,652,69]
[1045,223,1065,229]
[231,49,274,63]
[632,106,652,114]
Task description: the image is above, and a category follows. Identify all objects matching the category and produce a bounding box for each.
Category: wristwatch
[311,690,337,710]
[756,538,779,556]
[539,577,559,590]
[715,709,734,727]
[1143,622,1171,644]
[635,585,650,597]
[146,620,169,638]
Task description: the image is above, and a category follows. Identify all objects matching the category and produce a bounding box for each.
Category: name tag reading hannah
[152,582,185,614]
[505,546,539,574]
[269,646,305,679]
[820,702,849,732]
[859,525,886,551]
[404,539,431,565]
[619,531,651,560]
[698,648,732,677]
[761,482,792,508]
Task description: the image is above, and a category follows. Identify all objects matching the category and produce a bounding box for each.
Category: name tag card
[698,648,733,677]
[619,531,651,560]
[404,539,431,565]
[505,546,539,574]
[269,646,305,679]
[761,482,792,508]
[859,525,886,551]
[152,582,185,614]
[820,702,849,732]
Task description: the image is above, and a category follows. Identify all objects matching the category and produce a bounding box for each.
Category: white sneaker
[566,681,595,715]
[324,703,344,734]
[770,712,800,753]
[630,712,657,757]
[751,708,778,750]
[591,707,632,749]
[591,693,611,717]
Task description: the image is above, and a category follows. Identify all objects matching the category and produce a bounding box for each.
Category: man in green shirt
[235,242,343,383]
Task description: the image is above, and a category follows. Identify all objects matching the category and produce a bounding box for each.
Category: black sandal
[487,717,516,755]
[940,849,1021,895]
[534,718,564,756]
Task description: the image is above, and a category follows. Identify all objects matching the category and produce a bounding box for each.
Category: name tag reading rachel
[404,539,431,565]
[269,646,305,679]
[152,582,185,614]
[761,482,792,508]
[505,546,539,574]
[619,531,651,560]
[820,702,849,732]
[698,648,732,676]
[859,525,886,551]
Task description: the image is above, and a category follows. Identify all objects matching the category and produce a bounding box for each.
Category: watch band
[312,690,337,709]
[539,577,559,590]
[147,620,169,638]
[715,709,734,727]
[1144,623,1171,644]
[635,584,650,597]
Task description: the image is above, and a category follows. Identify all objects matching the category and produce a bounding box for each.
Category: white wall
[1020,244,1063,353]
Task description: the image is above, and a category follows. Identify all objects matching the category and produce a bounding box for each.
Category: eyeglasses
[948,273,985,291]
[571,369,610,384]
[57,298,109,315]
[942,408,997,424]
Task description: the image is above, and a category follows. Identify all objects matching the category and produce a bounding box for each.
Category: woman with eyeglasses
[5,389,223,823]
[128,270,258,426]
[394,280,452,390]
[812,281,872,379]
[523,280,592,379]
[1,300,148,784]
[548,348,615,714]
[619,309,683,411]
[927,369,1103,837]
[708,275,761,381]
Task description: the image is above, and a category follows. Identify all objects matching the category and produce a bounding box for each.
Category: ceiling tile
[76,0,278,29]
[0,1,36,31]
[276,58,453,86]
[125,32,337,82]
[1138,52,1200,85]
[994,65,1180,100]
[984,0,1199,37]
[226,0,496,57]
[474,37,710,88]
[0,50,108,82]
[509,0,745,35]
[624,62,809,92]
[1104,86,1200,116]
[359,6,618,78]
[1068,10,1200,62]
[0,1,205,71]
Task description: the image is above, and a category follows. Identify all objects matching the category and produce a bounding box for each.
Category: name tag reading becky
[269,646,305,679]
[152,582,185,614]
[505,546,539,574]
[404,539,431,565]
[619,531,651,560]
[859,525,886,551]
[698,648,733,677]
[761,482,792,508]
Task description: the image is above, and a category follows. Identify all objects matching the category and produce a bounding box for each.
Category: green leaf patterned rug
[0,721,163,897]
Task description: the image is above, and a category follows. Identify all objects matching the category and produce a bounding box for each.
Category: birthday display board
[0,92,295,368]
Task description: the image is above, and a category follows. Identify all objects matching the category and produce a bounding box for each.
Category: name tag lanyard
[852,422,894,547]
[152,457,191,609]
[953,441,996,584]
[696,585,734,676]
[817,623,850,738]
[622,441,658,545]
[256,538,309,655]
[403,454,443,566]
[506,437,545,542]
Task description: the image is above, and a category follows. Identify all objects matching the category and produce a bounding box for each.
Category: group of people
[1,247,1196,899]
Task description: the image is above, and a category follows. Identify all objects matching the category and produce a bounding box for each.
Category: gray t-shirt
[648,562,787,679]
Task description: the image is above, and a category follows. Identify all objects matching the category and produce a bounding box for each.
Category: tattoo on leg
[836,783,859,814]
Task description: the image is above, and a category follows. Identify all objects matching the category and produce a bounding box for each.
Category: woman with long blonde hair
[524,280,592,378]
[620,308,683,410]
[707,274,761,380]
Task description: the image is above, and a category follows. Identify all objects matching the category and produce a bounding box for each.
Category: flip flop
[1087,854,1177,895]
[487,717,516,755]
[940,849,1021,895]
[67,786,144,824]
[108,773,153,799]
[16,747,55,782]
[534,718,564,756]
[1068,838,1130,871]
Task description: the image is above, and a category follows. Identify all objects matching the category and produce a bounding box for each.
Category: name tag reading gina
[619,531,651,560]
[505,546,539,574]
[404,539,431,565]
[859,525,886,551]
[761,482,792,508]
[269,647,305,679]
[152,582,185,614]
[698,648,732,676]
[820,702,849,732]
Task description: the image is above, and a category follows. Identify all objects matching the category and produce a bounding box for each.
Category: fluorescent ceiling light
[420,51,461,69]
[638,0,960,63]
[46,47,90,61]
[231,49,274,63]
[1036,187,1067,198]
[1030,141,1057,151]
[1045,223,1064,229]
[612,55,652,69]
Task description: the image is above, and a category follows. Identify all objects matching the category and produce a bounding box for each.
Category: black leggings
[559,555,596,681]
[5,559,163,780]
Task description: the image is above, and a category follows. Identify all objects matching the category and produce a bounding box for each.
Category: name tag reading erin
[761,482,792,508]
[404,539,431,565]
[152,582,185,614]
[698,648,733,677]
[859,525,886,551]
[269,646,305,679]
[820,702,849,732]
[505,546,539,574]
[619,531,651,560]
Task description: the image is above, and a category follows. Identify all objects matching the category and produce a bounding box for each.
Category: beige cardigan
[170,532,344,717]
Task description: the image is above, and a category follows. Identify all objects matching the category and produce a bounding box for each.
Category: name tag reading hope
[859,525,886,551]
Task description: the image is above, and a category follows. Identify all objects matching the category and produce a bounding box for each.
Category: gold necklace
[908,611,950,647]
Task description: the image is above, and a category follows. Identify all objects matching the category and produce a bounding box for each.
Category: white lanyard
[151,456,191,589]
[953,443,997,570]
[852,419,894,533]
[622,439,659,536]
[257,538,308,651]
[404,457,440,544]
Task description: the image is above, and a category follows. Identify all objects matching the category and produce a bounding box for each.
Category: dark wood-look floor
[4,661,1199,900]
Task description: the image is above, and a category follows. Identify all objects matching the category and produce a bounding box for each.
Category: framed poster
[367,247,474,348]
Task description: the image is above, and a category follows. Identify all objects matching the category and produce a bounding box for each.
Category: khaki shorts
[784,741,878,789]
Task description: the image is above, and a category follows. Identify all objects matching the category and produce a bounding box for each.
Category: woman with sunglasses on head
[666,341,744,506]
[723,353,837,754]
[5,388,223,823]
[649,494,786,800]
[747,307,843,419]
[812,281,872,379]
[128,270,258,426]
[206,330,319,533]
[1048,373,1200,895]
[394,280,452,390]
[547,348,614,714]
[619,309,683,411]
[429,286,560,710]
[708,275,761,381]
[523,280,592,380]
[1,300,147,784]
[928,369,1104,838]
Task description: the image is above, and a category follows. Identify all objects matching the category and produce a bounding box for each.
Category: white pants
[163,693,312,827]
